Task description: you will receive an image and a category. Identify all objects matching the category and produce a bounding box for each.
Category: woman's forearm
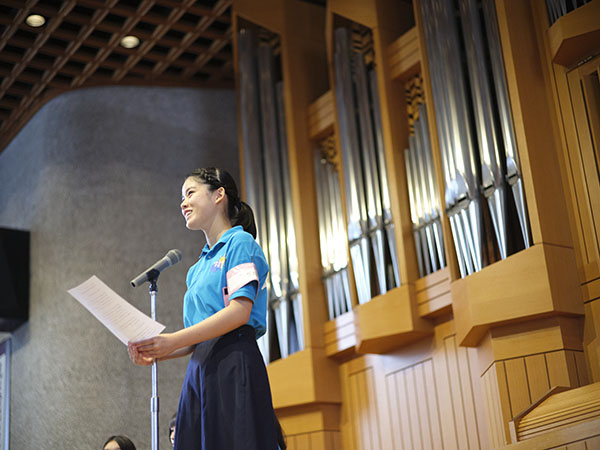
[157,345,195,362]
[172,297,252,349]
[131,297,253,361]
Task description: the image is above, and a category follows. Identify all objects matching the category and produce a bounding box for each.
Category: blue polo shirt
[183,226,269,338]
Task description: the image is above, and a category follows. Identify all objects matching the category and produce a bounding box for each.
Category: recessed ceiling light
[120,35,140,49]
[25,14,46,27]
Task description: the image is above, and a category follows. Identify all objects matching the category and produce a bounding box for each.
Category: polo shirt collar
[199,225,243,258]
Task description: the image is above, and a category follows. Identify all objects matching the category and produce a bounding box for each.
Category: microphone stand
[148,269,160,450]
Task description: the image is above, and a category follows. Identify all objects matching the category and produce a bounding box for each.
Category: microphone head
[165,249,183,265]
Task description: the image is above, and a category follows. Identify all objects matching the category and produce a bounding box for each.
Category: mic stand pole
[148,271,160,450]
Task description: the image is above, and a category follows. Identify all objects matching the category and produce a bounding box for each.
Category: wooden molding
[415,266,452,318]
[307,90,335,142]
[388,26,421,81]
[548,0,600,67]
[511,381,600,442]
[452,243,584,347]
[277,402,341,436]
[509,385,571,443]
[353,284,433,354]
[267,346,342,409]
[324,310,357,359]
[495,0,574,248]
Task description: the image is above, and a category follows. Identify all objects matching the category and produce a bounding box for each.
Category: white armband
[223,263,259,306]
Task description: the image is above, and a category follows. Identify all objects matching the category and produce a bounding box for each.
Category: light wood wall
[530,0,600,386]
[338,320,489,450]
[232,0,600,449]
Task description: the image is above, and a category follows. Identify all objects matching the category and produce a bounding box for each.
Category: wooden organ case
[232,0,600,449]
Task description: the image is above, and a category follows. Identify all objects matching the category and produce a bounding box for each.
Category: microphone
[130,249,183,287]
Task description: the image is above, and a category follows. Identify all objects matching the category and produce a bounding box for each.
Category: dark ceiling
[0,0,234,153]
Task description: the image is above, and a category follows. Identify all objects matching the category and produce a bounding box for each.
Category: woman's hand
[127,342,154,366]
[129,333,179,361]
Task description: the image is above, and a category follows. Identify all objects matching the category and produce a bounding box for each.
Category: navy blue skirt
[174,325,279,450]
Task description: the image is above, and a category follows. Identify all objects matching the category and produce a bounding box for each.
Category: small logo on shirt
[210,255,226,272]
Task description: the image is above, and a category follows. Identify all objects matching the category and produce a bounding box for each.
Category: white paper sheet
[68,275,165,345]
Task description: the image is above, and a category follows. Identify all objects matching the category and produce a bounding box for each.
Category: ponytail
[234,201,257,239]
[186,167,258,239]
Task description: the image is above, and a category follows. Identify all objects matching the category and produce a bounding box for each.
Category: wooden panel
[452,243,584,346]
[423,359,444,450]
[415,267,452,318]
[285,430,341,450]
[547,52,598,273]
[308,90,335,141]
[444,335,470,449]
[583,277,600,303]
[483,362,509,448]
[516,382,600,441]
[584,299,600,383]
[484,361,514,446]
[525,354,551,403]
[584,435,600,449]
[289,433,310,450]
[495,0,574,247]
[388,26,420,81]
[432,340,460,450]
[324,310,356,358]
[502,417,600,449]
[477,317,584,371]
[267,347,341,409]
[339,319,490,450]
[566,61,600,266]
[574,351,590,387]
[505,358,532,418]
[547,0,600,67]
[476,318,588,447]
[354,284,432,354]
[406,367,424,449]
[347,367,382,450]
[386,359,444,450]
[546,350,581,389]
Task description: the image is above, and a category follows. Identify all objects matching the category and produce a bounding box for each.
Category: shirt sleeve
[226,233,268,302]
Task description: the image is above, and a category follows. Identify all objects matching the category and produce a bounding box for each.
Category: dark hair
[186,167,257,239]
[103,435,136,450]
[168,413,177,433]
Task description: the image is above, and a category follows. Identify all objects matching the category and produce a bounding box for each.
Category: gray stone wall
[0,85,238,449]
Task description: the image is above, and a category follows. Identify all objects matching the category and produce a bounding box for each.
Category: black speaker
[0,227,30,331]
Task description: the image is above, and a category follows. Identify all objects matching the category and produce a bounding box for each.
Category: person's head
[103,435,136,450]
[168,413,177,448]
[181,167,256,238]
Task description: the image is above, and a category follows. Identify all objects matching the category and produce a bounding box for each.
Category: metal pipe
[353,51,387,296]
[334,27,372,303]
[257,45,289,359]
[405,146,426,277]
[482,0,530,249]
[460,0,508,260]
[421,0,484,275]
[275,81,303,352]
[369,69,401,287]
[417,103,445,267]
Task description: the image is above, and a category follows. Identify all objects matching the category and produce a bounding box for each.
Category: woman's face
[181,177,223,231]
[103,441,120,450]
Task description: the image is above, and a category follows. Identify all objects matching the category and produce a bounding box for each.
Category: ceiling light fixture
[120,35,140,49]
[25,14,46,27]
